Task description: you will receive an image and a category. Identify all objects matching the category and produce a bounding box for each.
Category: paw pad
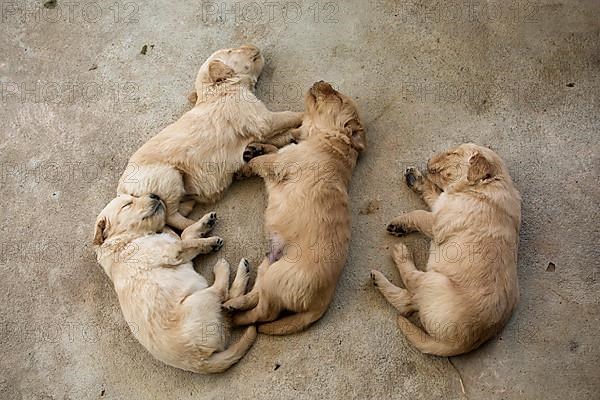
[370,272,378,286]
[212,238,224,250]
[405,168,419,187]
[243,144,264,162]
[387,223,408,237]
[207,212,217,226]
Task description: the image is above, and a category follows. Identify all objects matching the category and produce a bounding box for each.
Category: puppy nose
[149,193,160,201]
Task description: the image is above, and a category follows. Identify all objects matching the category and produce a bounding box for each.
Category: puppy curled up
[117,44,303,230]
[371,144,521,356]
[224,81,366,335]
[93,194,256,373]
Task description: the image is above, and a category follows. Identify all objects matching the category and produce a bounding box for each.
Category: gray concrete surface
[1,0,599,399]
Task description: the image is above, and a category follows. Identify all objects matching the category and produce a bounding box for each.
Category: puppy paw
[210,237,224,252]
[404,167,424,190]
[222,297,240,312]
[204,212,217,228]
[182,212,217,239]
[386,222,409,237]
[244,143,266,162]
[370,270,384,287]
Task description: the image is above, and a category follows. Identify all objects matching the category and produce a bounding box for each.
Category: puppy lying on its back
[225,81,366,335]
[371,144,521,356]
[93,194,256,373]
[118,45,303,230]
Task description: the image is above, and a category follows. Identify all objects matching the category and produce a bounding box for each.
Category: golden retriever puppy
[371,144,521,356]
[223,81,366,335]
[93,193,256,373]
[117,44,303,230]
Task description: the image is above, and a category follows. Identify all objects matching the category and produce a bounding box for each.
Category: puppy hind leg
[370,270,416,315]
[258,309,325,335]
[232,298,277,326]
[210,259,230,301]
[228,258,251,300]
[223,257,269,311]
[391,243,425,293]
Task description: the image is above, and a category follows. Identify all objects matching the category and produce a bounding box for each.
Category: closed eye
[121,202,133,210]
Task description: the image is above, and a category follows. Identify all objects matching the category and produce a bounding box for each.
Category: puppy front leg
[235,147,280,179]
[387,210,434,238]
[405,167,441,208]
[181,212,217,240]
[244,153,281,179]
[264,111,303,137]
[243,143,278,162]
[265,128,303,147]
[178,237,224,263]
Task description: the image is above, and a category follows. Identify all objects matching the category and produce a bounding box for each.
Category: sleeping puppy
[371,144,521,356]
[93,193,256,373]
[224,81,366,335]
[117,44,303,230]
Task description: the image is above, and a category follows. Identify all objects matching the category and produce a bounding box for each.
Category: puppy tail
[258,310,324,335]
[193,325,257,373]
[396,316,463,357]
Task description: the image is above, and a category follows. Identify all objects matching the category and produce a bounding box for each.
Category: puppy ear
[93,217,107,246]
[208,60,235,83]
[467,151,495,183]
[345,119,366,152]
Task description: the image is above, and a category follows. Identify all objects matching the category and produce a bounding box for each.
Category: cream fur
[93,194,256,373]
[372,143,521,356]
[224,81,366,335]
[116,45,303,230]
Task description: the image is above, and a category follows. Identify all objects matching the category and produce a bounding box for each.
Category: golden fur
[371,144,521,356]
[117,45,303,230]
[223,81,366,335]
[93,194,256,373]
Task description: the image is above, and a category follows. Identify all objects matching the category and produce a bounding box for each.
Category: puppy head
[304,81,366,152]
[427,143,505,189]
[93,194,166,246]
[193,44,264,93]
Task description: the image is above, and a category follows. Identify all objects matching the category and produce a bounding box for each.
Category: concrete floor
[1,0,599,399]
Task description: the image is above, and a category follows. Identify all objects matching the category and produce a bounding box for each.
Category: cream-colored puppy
[371,144,521,356]
[93,193,256,373]
[117,44,303,230]
[224,81,366,335]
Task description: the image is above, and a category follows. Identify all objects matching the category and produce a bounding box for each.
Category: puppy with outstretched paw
[93,193,255,373]
[115,44,303,230]
[373,144,521,356]
[225,81,366,335]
